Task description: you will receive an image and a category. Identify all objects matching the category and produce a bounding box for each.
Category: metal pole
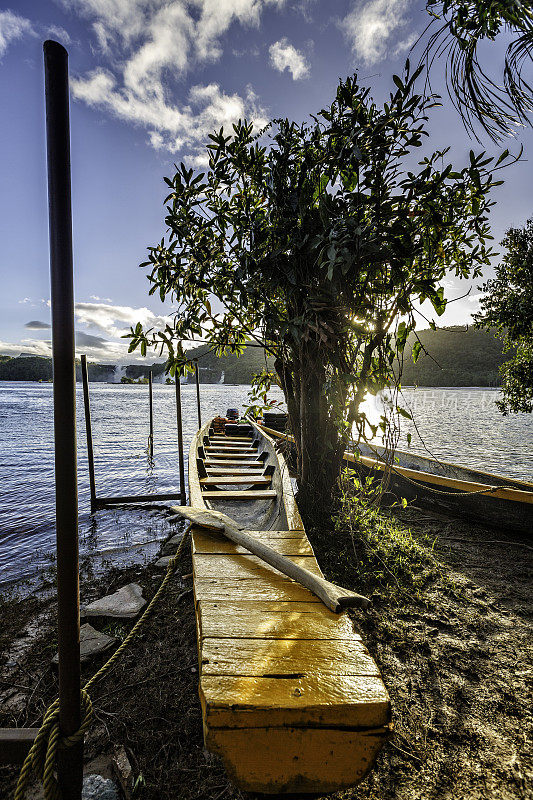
[80,355,97,513]
[175,377,186,505]
[195,361,202,429]
[148,369,154,459]
[44,39,83,799]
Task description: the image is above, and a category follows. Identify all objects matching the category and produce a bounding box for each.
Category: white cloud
[72,71,267,156]
[64,0,280,155]
[46,24,72,45]
[340,0,412,65]
[0,339,52,357]
[74,301,174,339]
[0,300,180,362]
[269,37,310,80]
[0,10,35,58]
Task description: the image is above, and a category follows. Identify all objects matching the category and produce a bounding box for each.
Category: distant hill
[0,345,274,385]
[399,326,508,387]
[0,329,508,386]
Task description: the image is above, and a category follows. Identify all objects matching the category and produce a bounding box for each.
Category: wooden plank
[192,531,314,556]
[194,577,322,603]
[0,728,39,765]
[201,637,378,677]
[205,726,389,794]
[208,435,254,439]
[201,490,277,499]
[205,451,258,458]
[206,468,265,475]
[206,442,257,449]
[200,673,390,729]
[206,441,257,447]
[204,460,264,467]
[193,553,323,580]
[243,530,311,539]
[197,599,333,614]
[197,605,358,640]
[200,476,271,486]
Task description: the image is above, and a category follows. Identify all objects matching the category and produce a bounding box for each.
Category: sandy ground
[0,507,531,800]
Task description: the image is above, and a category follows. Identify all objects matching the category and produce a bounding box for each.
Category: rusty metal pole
[195,361,202,429]
[44,39,83,799]
[175,377,186,505]
[148,369,154,459]
[80,355,97,513]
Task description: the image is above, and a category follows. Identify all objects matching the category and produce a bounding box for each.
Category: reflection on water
[0,382,284,588]
[1,382,531,588]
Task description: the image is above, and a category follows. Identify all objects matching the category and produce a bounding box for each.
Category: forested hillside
[399,326,508,386]
[0,329,508,386]
[0,345,274,384]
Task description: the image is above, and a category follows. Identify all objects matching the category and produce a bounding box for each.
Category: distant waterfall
[114,364,126,383]
[218,370,225,384]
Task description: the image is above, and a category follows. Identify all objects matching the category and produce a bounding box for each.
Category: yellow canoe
[188,418,391,794]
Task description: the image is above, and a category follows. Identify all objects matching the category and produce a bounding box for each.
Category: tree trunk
[290,344,347,520]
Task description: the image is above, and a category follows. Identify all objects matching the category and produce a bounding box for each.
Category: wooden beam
[205,453,260,460]
[201,490,277,500]
[205,447,258,453]
[0,728,39,765]
[207,469,265,475]
[204,461,264,468]
[200,476,271,485]
[96,492,183,506]
[210,437,254,443]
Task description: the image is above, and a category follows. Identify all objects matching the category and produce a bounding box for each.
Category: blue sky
[0,0,531,363]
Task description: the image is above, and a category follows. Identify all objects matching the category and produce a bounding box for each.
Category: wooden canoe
[188,418,391,794]
[260,424,533,535]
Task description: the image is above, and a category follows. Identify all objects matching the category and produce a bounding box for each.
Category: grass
[307,471,441,604]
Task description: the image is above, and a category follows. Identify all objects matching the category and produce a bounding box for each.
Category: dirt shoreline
[1,507,531,800]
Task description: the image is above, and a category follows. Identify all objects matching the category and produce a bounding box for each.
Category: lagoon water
[1,381,532,588]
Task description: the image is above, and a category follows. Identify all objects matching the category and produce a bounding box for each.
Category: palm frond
[420,2,533,141]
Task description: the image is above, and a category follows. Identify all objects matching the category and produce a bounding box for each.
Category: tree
[127,64,515,512]
[422,1,533,140]
[475,216,533,413]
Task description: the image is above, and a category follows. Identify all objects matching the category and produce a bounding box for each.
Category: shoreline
[1,504,531,800]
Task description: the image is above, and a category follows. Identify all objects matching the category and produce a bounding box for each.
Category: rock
[81,583,146,620]
[113,746,133,799]
[52,624,117,665]
[160,533,185,556]
[154,556,172,569]
[1,691,27,715]
[82,774,120,800]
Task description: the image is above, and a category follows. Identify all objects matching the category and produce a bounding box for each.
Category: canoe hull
[355,442,533,535]
[189,419,391,794]
[260,425,533,535]
[204,724,389,794]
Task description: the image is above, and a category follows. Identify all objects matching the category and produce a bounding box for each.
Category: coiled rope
[15,523,191,800]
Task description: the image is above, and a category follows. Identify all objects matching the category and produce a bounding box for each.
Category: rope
[374,462,509,498]
[15,524,192,800]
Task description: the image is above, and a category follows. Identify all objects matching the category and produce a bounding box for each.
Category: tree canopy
[475,216,533,413]
[128,64,516,508]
